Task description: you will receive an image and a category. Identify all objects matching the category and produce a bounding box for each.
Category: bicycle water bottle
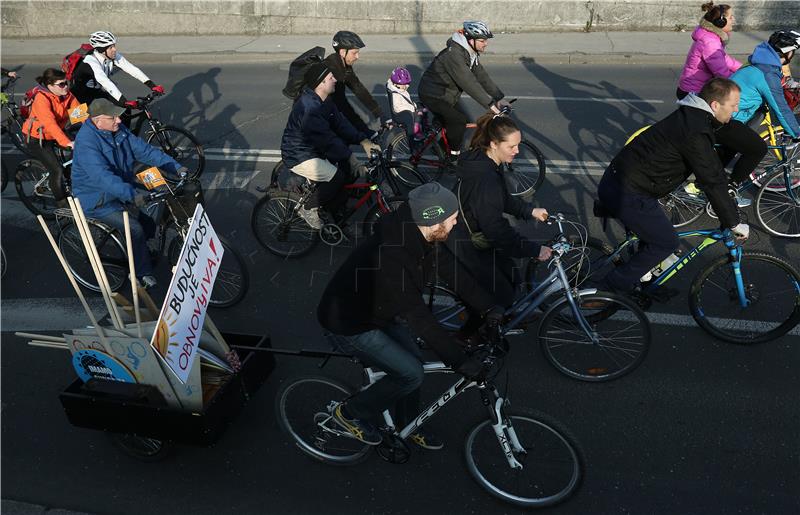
[651,252,681,278]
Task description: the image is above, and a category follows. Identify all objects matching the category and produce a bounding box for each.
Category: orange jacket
[21,87,80,147]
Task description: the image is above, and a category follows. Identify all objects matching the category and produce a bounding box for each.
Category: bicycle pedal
[505,329,525,336]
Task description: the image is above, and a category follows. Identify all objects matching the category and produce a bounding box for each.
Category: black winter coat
[418,37,504,108]
[280,87,369,169]
[611,98,739,228]
[323,53,383,135]
[317,203,495,368]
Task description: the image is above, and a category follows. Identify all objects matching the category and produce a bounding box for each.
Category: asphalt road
[1,60,798,514]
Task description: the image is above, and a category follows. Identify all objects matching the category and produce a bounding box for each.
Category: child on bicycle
[385,67,425,143]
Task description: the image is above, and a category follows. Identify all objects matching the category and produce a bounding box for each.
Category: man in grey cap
[317,182,503,449]
[71,98,189,289]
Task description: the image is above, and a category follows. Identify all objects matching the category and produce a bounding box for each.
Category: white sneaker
[140,275,158,289]
[297,206,323,230]
[728,188,752,208]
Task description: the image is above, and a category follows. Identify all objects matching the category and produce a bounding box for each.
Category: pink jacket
[678,23,742,94]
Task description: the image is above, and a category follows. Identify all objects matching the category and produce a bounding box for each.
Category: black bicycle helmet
[332,31,365,50]
[768,29,800,56]
[463,21,494,40]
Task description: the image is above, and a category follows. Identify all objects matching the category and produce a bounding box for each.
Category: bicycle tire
[14,159,61,219]
[689,251,800,343]
[505,140,546,199]
[659,181,707,228]
[5,115,29,155]
[464,408,584,508]
[754,126,785,189]
[387,129,446,182]
[525,236,616,291]
[754,167,800,238]
[362,196,406,237]
[250,191,319,258]
[1,159,8,192]
[109,433,172,462]
[276,375,371,466]
[538,291,651,381]
[426,283,468,332]
[146,126,205,181]
[58,220,128,292]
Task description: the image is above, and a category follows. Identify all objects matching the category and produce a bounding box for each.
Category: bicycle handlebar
[133,90,164,109]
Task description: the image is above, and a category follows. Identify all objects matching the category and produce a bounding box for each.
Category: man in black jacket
[597,77,750,295]
[318,182,502,448]
[323,31,385,137]
[418,21,509,160]
[280,61,379,229]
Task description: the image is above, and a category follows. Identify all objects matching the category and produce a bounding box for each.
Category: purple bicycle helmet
[390,67,412,85]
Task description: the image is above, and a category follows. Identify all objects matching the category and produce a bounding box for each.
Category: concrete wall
[2,0,797,38]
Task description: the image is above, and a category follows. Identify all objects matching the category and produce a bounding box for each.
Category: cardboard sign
[137,167,167,190]
[68,103,89,124]
[151,204,223,384]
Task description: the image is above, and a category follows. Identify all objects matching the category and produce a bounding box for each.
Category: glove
[151,84,165,95]
[360,138,381,156]
[348,153,369,178]
[133,192,150,208]
[124,100,139,109]
[732,223,749,241]
[484,305,505,328]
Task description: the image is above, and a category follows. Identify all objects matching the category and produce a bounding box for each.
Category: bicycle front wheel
[689,251,800,343]
[464,409,584,508]
[146,126,205,181]
[505,140,546,199]
[755,168,800,238]
[4,116,29,155]
[250,191,319,258]
[276,375,371,466]
[386,130,430,187]
[659,181,707,228]
[538,292,651,382]
[58,221,128,292]
[15,159,60,219]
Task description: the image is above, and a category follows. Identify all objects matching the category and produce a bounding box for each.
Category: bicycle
[543,207,800,344]
[125,91,205,182]
[0,76,29,155]
[56,176,248,308]
[275,326,585,508]
[386,100,546,199]
[14,143,73,219]
[251,147,425,258]
[430,214,653,382]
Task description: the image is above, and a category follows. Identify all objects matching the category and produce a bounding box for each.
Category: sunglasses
[52,81,69,87]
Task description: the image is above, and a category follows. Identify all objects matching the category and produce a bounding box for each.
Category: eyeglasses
[52,81,69,88]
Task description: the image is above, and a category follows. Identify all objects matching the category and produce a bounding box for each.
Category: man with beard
[317,182,503,449]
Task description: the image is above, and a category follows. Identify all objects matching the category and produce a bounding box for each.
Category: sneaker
[728,188,752,208]
[139,275,158,289]
[331,403,382,446]
[297,205,323,230]
[409,428,444,451]
[683,182,701,197]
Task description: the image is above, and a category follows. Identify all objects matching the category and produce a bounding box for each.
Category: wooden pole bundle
[122,211,143,338]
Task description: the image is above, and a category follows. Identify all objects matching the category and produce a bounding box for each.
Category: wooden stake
[28,340,69,350]
[123,211,143,338]
[137,285,161,318]
[15,332,67,343]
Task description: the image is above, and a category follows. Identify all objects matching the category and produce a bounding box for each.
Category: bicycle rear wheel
[464,408,584,508]
[15,159,61,219]
[538,292,651,382]
[251,191,319,258]
[58,221,128,292]
[689,251,800,343]
[659,181,707,228]
[146,126,205,182]
[505,140,546,199]
[755,168,800,238]
[387,129,446,183]
[169,236,249,308]
[276,375,371,465]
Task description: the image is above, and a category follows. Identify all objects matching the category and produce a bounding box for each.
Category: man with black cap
[317,182,503,449]
[71,98,189,288]
[280,61,380,229]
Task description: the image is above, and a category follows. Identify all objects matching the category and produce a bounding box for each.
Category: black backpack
[282,46,326,100]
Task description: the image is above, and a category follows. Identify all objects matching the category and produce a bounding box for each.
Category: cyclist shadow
[161,67,222,138]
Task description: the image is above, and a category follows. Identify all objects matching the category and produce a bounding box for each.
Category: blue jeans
[95,208,157,277]
[326,323,423,428]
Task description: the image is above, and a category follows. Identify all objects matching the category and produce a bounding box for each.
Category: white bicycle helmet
[463,21,493,40]
[89,31,118,48]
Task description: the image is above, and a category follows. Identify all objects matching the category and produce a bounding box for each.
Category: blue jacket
[280,87,369,169]
[730,42,799,138]
[71,120,181,217]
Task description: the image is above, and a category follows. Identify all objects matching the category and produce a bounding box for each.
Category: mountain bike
[544,207,800,344]
[428,214,652,382]
[1,76,29,155]
[56,177,248,308]
[251,148,425,258]
[386,100,546,199]
[275,326,584,508]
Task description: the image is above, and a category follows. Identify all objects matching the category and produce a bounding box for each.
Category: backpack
[61,43,94,81]
[19,84,47,119]
[282,46,326,100]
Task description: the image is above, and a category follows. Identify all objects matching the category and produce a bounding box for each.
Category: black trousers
[715,119,768,185]
[419,94,468,153]
[304,159,353,211]
[26,139,68,201]
[598,168,680,292]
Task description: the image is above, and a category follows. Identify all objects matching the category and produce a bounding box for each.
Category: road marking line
[348,92,665,104]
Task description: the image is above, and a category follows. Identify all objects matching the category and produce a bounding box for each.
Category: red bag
[61,43,93,81]
[19,85,47,119]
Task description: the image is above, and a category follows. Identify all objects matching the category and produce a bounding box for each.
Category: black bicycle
[14,144,73,219]
[1,76,28,155]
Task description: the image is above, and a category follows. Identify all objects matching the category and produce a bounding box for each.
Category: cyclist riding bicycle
[730,30,800,140]
[445,113,551,333]
[595,78,749,297]
[71,99,188,289]
[70,31,165,108]
[317,182,503,448]
[20,68,81,207]
[418,21,509,162]
[323,31,386,137]
[280,61,380,230]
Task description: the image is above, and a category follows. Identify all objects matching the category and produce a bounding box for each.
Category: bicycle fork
[481,388,525,470]
[728,247,752,308]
